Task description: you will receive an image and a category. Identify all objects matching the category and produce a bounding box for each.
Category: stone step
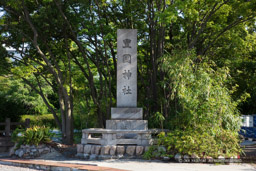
[106,120,148,130]
[81,138,154,146]
[111,108,143,120]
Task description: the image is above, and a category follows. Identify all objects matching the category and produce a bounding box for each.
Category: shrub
[160,50,244,131]
[20,114,57,128]
[157,129,241,158]
[146,49,246,159]
[11,126,54,148]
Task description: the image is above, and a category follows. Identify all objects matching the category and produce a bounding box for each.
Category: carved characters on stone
[123,39,131,48]
[123,54,131,64]
[123,70,132,80]
[122,86,132,95]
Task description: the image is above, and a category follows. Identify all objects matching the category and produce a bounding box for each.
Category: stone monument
[77,29,160,159]
[107,29,146,132]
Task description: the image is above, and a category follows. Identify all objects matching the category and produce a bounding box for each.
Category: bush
[20,114,57,128]
[156,129,241,158]
[161,50,243,131]
[11,126,54,148]
[147,49,245,159]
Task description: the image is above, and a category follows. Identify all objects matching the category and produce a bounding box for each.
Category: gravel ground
[0,164,41,171]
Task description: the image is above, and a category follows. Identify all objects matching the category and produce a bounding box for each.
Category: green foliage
[11,126,54,147]
[161,50,243,132]
[20,114,57,128]
[0,95,24,123]
[157,130,241,158]
[148,49,244,159]
[149,112,165,130]
[0,76,49,122]
[143,145,174,160]
[143,146,158,160]
[1,0,256,145]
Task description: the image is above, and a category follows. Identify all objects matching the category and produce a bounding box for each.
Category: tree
[0,0,256,146]
[0,0,74,144]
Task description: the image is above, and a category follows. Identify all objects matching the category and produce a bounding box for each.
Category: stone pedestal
[78,129,160,159]
[111,108,143,120]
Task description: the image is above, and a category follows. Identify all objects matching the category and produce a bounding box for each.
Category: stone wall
[13,144,53,159]
[76,144,149,160]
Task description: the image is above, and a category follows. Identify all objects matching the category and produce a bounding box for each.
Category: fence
[0,118,30,137]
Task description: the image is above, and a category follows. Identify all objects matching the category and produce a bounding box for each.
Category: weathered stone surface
[76,153,83,158]
[15,149,20,156]
[126,146,136,156]
[191,153,199,159]
[110,146,117,156]
[183,155,190,162]
[111,108,142,120]
[23,153,29,158]
[25,148,31,153]
[84,145,92,154]
[90,145,96,154]
[141,134,151,139]
[42,147,50,154]
[98,155,112,160]
[37,144,45,149]
[77,144,84,153]
[103,134,113,141]
[31,148,37,152]
[144,146,149,152]
[117,146,125,155]
[106,120,148,130]
[158,146,166,153]
[101,146,110,155]
[136,146,144,156]
[163,156,170,161]
[175,153,182,163]
[89,154,97,160]
[116,139,140,145]
[141,139,153,146]
[9,143,17,156]
[117,29,137,107]
[83,153,89,159]
[18,150,24,158]
[95,145,101,155]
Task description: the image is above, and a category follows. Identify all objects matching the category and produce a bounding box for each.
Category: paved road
[39,159,256,171]
[0,164,41,171]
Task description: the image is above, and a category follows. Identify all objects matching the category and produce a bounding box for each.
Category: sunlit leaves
[161,49,242,131]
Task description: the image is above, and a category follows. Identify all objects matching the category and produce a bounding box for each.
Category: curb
[0,158,127,171]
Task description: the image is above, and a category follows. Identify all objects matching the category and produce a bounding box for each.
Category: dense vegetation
[0,0,255,149]
[11,126,54,148]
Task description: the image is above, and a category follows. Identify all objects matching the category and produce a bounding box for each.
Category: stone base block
[111,108,143,120]
[78,144,148,159]
[106,120,148,130]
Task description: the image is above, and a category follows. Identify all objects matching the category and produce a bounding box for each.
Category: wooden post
[5,118,10,137]
[25,118,30,129]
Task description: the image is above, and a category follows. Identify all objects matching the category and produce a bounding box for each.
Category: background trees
[0,0,255,144]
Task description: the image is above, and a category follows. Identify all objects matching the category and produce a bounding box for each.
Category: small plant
[11,126,55,148]
[143,146,158,160]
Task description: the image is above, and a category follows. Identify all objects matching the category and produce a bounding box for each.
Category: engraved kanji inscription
[123,54,131,63]
[123,39,131,48]
[122,86,132,95]
[122,70,132,79]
